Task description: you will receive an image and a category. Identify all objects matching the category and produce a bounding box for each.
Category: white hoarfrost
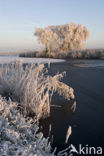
[0,61,74,119]
[0,61,75,155]
[35,23,89,54]
[0,96,55,156]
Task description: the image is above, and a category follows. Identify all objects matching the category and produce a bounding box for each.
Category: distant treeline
[19,49,104,59]
[19,51,38,58]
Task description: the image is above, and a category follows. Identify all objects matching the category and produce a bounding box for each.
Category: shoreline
[0,58,104,152]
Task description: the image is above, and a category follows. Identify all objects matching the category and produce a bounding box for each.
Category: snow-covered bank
[0,61,75,155]
[0,56,64,64]
[0,96,55,156]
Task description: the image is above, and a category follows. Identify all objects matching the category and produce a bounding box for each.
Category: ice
[0,56,64,64]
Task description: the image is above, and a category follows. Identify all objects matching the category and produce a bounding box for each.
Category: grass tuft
[0,61,74,120]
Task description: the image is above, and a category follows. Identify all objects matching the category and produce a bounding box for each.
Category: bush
[19,49,104,59]
[19,51,37,58]
[0,61,74,119]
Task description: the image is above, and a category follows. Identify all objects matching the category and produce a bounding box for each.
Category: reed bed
[0,61,74,119]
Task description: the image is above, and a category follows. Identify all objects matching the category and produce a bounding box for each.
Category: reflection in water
[65,126,72,144]
[39,99,76,152]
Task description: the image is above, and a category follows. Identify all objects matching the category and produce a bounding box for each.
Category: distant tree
[35,23,90,54]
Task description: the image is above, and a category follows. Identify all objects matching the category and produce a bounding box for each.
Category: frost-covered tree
[35,23,90,54]
[35,27,58,53]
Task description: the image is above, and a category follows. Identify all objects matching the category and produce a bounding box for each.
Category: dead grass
[0,61,74,120]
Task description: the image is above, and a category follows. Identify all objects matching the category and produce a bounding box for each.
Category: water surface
[40,59,104,153]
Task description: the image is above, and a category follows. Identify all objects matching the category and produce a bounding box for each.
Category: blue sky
[0,0,104,52]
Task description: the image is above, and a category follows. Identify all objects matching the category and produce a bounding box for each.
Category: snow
[0,56,64,64]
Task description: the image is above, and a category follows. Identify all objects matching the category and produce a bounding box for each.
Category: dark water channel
[39,60,104,153]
